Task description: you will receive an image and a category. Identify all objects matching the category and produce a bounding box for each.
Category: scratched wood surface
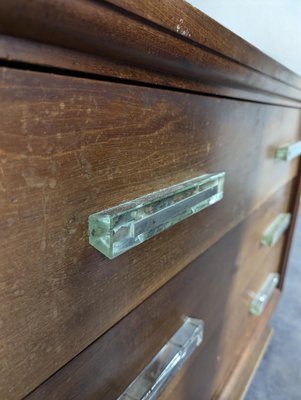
[107,0,301,90]
[0,1,301,106]
[26,179,291,400]
[0,1,301,399]
[0,66,300,399]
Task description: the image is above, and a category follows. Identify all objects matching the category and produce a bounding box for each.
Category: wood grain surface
[106,0,301,90]
[0,1,301,106]
[1,1,301,399]
[219,327,273,400]
[159,291,279,400]
[160,182,291,399]
[1,66,300,399]
[25,181,292,400]
[25,223,245,400]
[216,321,275,400]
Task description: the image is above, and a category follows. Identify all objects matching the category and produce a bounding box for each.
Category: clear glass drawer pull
[250,273,279,316]
[275,140,301,161]
[261,213,291,247]
[118,317,204,400]
[89,172,225,259]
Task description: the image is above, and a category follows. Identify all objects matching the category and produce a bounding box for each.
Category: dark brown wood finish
[158,183,292,399]
[25,227,243,400]
[157,184,293,398]
[211,245,284,398]
[1,64,300,398]
[106,0,301,90]
[159,292,279,400]
[25,181,292,400]
[1,2,301,399]
[0,1,301,106]
[0,35,300,109]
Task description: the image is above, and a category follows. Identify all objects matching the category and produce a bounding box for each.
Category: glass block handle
[261,213,291,247]
[118,317,204,400]
[250,273,279,316]
[89,172,225,259]
[275,140,301,161]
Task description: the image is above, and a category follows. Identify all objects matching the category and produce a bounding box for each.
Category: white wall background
[187,0,301,76]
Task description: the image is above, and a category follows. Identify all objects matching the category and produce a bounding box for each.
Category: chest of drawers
[0,1,301,399]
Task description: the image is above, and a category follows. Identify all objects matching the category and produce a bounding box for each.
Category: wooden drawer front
[158,290,280,400]
[158,177,294,399]
[1,67,300,399]
[25,180,294,400]
[24,221,253,400]
[157,245,283,400]
[204,181,294,396]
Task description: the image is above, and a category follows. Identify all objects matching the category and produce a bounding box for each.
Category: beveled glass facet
[118,318,204,400]
[250,273,279,316]
[89,172,225,259]
[275,140,301,161]
[261,213,291,247]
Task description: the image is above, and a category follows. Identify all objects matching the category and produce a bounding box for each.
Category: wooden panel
[217,327,273,400]
[279,159,301,288]
[1,66,300,399]
[187,181,295,397]
[25,225,240,400]
[159,179,293,399]
[159,292,278,400]
[0,1,301,106]
[25,181,293,400]
[162,187,301,400]
[225,179,294,305]
[209,249,283,398]
[106,0,301,90]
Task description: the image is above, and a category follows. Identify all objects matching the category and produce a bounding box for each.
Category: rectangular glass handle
[250,273,279,316]
[118,317,204,400]
[275,140,301,161]
[89,172,225,259]
[261,213,291,247]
